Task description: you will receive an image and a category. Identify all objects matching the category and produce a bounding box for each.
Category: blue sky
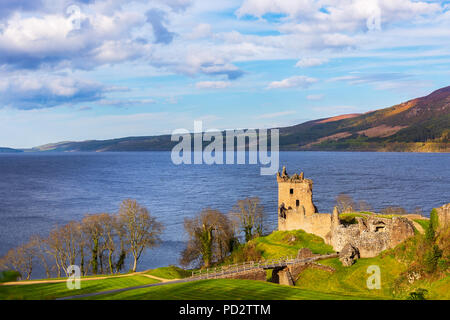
[1,0,450,148]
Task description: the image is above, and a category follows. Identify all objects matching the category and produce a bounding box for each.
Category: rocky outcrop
[339,243,360,266]
[331,214,415,258]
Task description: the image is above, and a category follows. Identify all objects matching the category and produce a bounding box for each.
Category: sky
[0,0,450,148]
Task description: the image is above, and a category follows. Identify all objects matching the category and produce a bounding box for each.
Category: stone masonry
[277,167,417,259]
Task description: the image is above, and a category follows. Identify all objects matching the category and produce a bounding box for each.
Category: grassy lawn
[83,279,381,300]
[251,230,334,259]
[145,266,192,279]
[0,275,159,300]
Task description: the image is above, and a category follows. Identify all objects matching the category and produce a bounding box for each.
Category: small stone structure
[339,243,360,266]
[277,167,417,260]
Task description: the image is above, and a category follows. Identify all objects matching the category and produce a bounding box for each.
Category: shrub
[407,288,428,300]
[0,270,21,283]
[423,245,443,274]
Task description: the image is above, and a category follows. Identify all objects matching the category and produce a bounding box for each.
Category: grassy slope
[295,256,405,299]
[85,279,380,300]
[146,266,192,279]
[249,230,334,259]
[0,275,159,300]
[294,228,449,300]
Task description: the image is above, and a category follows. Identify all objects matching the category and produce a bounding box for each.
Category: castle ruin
[277,166,416,259]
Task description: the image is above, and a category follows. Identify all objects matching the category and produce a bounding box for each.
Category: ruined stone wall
[276,167,419,259]
[220,269,266,281]
[436,203,450,230]
[330,216,415,257]
[278,208,332,241]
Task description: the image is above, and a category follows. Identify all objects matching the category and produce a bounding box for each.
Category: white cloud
[295,57,328,68]
[186,23,212,40]
[98,99,156,107]
[307,94,324,100]
[0,74,110,109]
[195,81,231,89]
[267,76,318,89]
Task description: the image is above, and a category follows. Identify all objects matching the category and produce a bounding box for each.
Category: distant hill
[0,147,23,153]
[33,86,450,152]
[279,86,450,152]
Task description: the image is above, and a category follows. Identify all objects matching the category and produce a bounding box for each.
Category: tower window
[290,188,293,194]
[296,200,300,207]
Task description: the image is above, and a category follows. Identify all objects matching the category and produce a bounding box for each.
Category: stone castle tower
[277,166,317,219]
[277,166,332,241]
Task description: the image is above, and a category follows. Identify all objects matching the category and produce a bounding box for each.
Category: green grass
[339,212,367,224]
[406,276,450,300]
[414,219,430,231]
[294,256,406,299]
[0,275,159,300]
[250,230,334,259]
[83,279,381,300]
[145,266,192,280]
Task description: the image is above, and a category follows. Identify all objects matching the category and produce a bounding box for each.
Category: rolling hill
[31,86,450,152]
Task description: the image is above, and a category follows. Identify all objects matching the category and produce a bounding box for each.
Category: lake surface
[0,152,448,278]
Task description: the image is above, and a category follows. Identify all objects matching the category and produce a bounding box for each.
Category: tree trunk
[108,251,114,274]
[132,256,137,272]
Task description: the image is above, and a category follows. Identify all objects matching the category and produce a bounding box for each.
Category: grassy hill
[279,86,450,151]
[29,86,450,152]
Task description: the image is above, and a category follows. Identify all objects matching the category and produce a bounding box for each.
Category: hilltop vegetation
[225,230,334,264]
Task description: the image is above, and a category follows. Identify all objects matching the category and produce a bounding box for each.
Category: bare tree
[230,197,266,242]
[335,193,355,214]
[357,200,372,212]
[46,226,64,278]
[29,235,51,278]
[98,213,125,274]
[58,221,83,276]
[82,214,106,275]
[118,199,163,272]
[181,208,235,268]
[380,206,408,215]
